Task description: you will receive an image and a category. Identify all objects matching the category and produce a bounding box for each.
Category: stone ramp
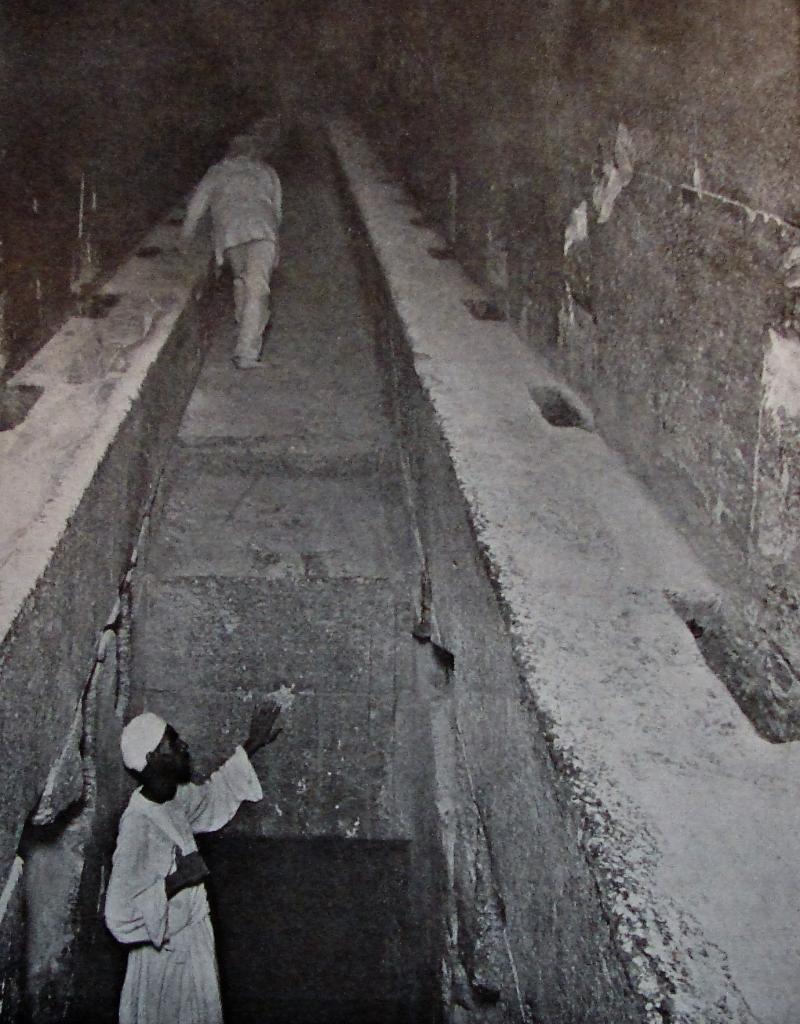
[133,136,429,1019]
[137,134,418,832]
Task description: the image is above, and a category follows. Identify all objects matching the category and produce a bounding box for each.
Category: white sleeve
[104,815,172,949]
[177,746,263,834]
[181,171,214,241]
[272,168,283,222]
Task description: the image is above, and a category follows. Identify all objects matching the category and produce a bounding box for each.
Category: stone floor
[134,137,427,1021]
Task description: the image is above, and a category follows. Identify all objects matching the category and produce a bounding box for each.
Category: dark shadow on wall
[201,835,427,1024]
[0,0,262,377]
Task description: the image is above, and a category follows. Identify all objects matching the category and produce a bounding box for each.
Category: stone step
[146,449,415,582]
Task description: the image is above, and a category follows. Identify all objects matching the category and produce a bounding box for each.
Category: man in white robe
[105,704,281,1024]
[181,131,283,369]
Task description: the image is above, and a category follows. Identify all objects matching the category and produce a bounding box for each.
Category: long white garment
[105,747,263,1024]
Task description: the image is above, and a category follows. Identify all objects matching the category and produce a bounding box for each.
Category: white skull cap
[120,712,167,771]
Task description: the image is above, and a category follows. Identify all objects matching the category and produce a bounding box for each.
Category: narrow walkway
[134,137,426,1023]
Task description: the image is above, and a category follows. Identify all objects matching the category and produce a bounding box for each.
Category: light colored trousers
[227,237,279,363]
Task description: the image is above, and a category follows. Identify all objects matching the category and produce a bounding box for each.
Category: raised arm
[177,702,282,833]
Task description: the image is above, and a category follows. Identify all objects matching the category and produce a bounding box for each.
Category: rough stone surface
[10,490,148,1024]
[0,0,254,374]
[332,123,800,1023]
[147,451,411,583]
[0,858,24,1024]
[306,0,800,740]
[0,215,210,894]
[30,701,85,827]
[65,638,134,1024]
[22,805,93,1023]
[139,577,415,839]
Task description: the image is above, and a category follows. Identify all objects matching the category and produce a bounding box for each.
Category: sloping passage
[132,134,438,1022]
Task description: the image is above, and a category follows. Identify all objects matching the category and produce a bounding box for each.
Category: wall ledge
[330,119,800,1024]
[0,222,207,634]
[0,209,211,872]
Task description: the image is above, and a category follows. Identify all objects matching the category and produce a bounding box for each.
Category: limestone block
[0,210,211,874]
[23,804,94,1023]
[0,858,24,1024]
[31,702,84,827]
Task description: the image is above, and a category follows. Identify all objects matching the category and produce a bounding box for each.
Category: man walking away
[182,131,283,369]
[105,702,282,1023]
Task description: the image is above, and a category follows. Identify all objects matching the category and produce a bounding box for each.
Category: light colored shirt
[182,156,282,266]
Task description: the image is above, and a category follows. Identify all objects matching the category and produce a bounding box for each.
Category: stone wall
[319,0,800,739]
[333,166,646,1021]
[0,221,215,1020]
[369,238,647,1024]
[0,0,253,377]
